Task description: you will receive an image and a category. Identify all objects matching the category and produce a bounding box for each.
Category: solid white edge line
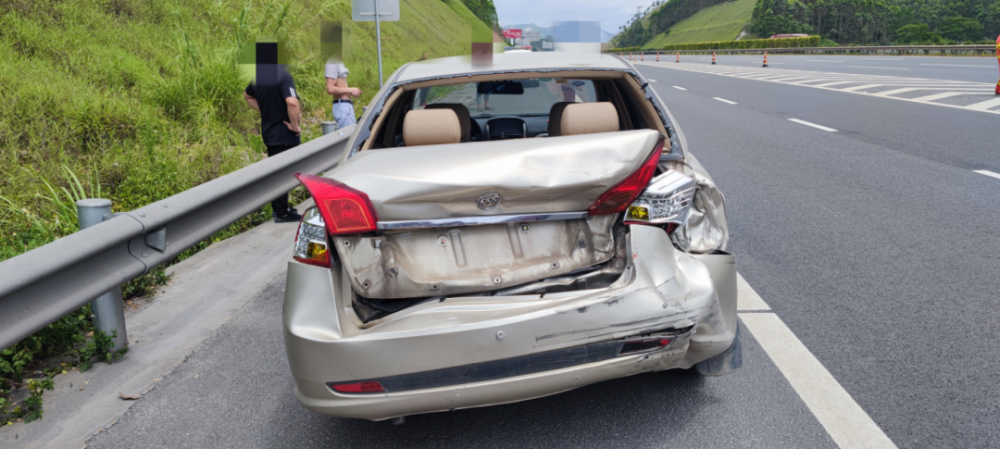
[740,313,898,449]
[737,273,771,311]
[973,170,1000,180]
[713,97,738,105]
[788,118,838,132]
[673,86,687,90]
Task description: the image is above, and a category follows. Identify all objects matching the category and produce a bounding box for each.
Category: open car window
[412,78,597,118]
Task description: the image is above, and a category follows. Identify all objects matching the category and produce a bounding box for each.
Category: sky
[495,0,653,36]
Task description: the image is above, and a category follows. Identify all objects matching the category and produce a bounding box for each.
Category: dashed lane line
[637,62,1000,114]
[714,97,738,105]
[910,92,964,102]
[672,86,687,91]
[974,170,1000,180]
[842,84,883,92]
[873,87,921,97]
[789,118,838,132]
[965,98,1000,111]
[921,63,995,68]
[738,274,898,449]
[846,66,910,70]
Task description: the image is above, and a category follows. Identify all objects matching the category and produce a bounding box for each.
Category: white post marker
[737,274,898,449]
[788,118,838,132]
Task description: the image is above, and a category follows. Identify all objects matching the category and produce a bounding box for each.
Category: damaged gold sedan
[282,52,740,422]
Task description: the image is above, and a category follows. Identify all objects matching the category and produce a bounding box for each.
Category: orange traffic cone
[712,51,717,65]
[656,51,660,62]
[641,52,644,61]
[995,34,999,94]
[676,52,680,63]
[763,51,769,67]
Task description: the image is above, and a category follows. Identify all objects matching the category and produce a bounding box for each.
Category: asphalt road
[641,53,1000,84]
[87,56,1000,448]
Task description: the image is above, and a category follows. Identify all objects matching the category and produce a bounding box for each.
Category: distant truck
[770,34,809,39]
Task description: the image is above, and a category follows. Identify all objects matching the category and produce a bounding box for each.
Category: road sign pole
[375,0,383,87]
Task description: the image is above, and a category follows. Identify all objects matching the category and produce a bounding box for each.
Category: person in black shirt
[243,62,303,223]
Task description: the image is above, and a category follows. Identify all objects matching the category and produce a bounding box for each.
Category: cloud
[496,0,652,35]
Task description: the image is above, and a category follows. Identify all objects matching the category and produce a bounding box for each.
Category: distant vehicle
[770,33,809,39]
[282,52,740,422]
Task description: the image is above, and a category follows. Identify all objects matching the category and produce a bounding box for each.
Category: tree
[937,16,984,42]
[894,23,942,43]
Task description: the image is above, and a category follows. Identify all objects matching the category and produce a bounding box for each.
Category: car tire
[694,325,743,376]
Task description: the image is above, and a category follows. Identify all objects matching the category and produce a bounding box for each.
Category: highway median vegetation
[0,0,496,424]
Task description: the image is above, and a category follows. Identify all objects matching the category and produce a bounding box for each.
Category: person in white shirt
[325,60,362,129]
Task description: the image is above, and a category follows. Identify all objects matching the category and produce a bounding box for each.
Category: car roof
[395,52,632,83]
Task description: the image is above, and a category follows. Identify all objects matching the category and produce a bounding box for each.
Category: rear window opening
[363,75,662,150]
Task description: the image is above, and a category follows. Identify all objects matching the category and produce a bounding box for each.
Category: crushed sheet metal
[326,130,661,221]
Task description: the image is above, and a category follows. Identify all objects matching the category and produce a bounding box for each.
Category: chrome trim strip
[377,212,588,231]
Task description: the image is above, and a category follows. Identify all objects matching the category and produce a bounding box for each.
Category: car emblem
[476,193,502,210]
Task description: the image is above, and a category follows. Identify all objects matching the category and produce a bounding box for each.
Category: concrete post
[76,199,128,351]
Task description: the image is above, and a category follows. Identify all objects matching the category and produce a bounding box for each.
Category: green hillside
[0,0,489,261]
[644,0,756,48]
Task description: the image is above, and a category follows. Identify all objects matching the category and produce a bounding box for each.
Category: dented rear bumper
[282,225,738,421]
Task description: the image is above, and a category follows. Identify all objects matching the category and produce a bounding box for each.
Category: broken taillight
[293,207,331,267]
[330,381,386,394]
[294,173,378,235]
[623,169,697,227]
[619,337,673,355]
[588,139,664,215]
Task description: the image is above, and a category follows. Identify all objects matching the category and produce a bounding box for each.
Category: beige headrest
[560,103,620,136]
[425,103,472,142]
[403,109,462,146]
[547,102,574,137]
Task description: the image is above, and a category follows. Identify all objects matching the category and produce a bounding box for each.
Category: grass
[643,0,757,48]
[0,0,492,425]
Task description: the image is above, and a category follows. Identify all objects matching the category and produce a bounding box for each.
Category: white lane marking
[713,97,738,105]
[910,92,964,102]
[965,98,1000,111]
[873,87,920,97]
[921,63,994,68]
[648,79,658,82]
[737,273,770,311]
[974,170,1000,180]
[841,84,883,92]
[813,81,852,88]
[788,118,838,132]
[672,86,687,91]
[846,66,910,70]
[740,313,899,449]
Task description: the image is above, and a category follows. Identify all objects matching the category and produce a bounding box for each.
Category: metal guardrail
[0,129,352,350]
[612,45,996,57]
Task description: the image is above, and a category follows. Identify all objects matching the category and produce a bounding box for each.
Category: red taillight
[294,173,378,235]
[588,140,664,215]
[331,381,386,393]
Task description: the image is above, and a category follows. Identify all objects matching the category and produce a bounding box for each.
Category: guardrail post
[76,199,128,351]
